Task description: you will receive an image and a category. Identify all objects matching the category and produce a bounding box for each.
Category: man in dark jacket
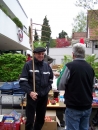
[19,47,53,130]
[59,43,95,130]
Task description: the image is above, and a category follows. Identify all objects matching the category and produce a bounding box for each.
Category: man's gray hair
[72,43,86,58]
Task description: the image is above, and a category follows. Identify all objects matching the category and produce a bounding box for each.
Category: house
[71,32,91,47]
[0,0,31,54]
[72,32,87,40]
[87,10,98,49]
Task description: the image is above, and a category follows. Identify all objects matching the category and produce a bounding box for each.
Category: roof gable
[72,32,87,40]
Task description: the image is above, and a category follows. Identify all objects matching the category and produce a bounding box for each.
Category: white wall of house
[49,47,98,64]
[0,9,30,49]
[3,0,28,28]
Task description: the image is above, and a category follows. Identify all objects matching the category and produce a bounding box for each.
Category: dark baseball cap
[33,47,46,53]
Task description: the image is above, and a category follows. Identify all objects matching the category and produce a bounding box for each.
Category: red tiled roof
[72,32,87,40]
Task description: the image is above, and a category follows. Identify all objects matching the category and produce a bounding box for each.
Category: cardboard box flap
[46,110,56,116]
[56,116,60,126]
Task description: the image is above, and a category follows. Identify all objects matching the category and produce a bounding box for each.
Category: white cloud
[19,0,85,38]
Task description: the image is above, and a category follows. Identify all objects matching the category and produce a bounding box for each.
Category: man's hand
[53,72,60,77]
[30,92,38,100]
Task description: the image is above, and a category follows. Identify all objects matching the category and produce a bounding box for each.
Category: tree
[72,11,87,32]
[75,0,98,10]
[50,37,56,48]
[34,29,39,42]
[56,38,71,48]
[58,30,67,38]
[41,16,51,43]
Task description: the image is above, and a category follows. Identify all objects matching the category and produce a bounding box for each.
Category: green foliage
[0,53,26,82]
[0,5,10,18]
[0,4,23,30]
[75,0,97,10]
[41,16,51,42]
[88,10,98,29]
[85,54,98,78]
[12,17,23,29]
[50,38,56,48]
[87,10,98,38]
[34,29,39,41]
[63,55,72,65]
[58,30,67,38]
[72,11,87,32]
[85,54,98,65]
[33,41,46,48]
[63,54,98,78]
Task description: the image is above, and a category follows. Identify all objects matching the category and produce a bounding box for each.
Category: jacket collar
[74,58,85,61]
[34,57,44,66]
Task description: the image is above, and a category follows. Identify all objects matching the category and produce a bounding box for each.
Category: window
[95,41,98,49]
[23,26,27,33]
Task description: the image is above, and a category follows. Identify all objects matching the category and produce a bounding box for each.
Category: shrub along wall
[0,5,23,29]
[0,53,26,82]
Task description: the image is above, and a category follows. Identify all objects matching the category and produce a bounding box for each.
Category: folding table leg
[21,96,24,116]
[0,96,2,114]
[12,95,14,107]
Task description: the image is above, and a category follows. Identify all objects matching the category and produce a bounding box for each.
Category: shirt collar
[74,58,85,61]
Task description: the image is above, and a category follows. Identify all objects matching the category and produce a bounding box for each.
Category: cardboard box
[41,116,57,130]
[20,118,58,130]
[20,123,25,130]
[20,111,60,130]
[46,110,56,116]
[41,110,60,130]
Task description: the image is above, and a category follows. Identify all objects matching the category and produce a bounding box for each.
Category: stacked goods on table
[47,99,60,107]
[92,91,98,107]
[0,110,26,130]
[47,90,60,106]
[47,90,65,106]
[0,81,25,95]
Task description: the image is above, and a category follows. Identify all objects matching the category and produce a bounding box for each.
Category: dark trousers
[25,94,48,130]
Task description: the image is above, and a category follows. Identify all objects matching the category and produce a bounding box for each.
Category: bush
[12,17,23,29]
[0,53,26,82]
[85,54,98,78]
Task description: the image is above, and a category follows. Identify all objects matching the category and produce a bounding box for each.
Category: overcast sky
[19,0,85,38]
